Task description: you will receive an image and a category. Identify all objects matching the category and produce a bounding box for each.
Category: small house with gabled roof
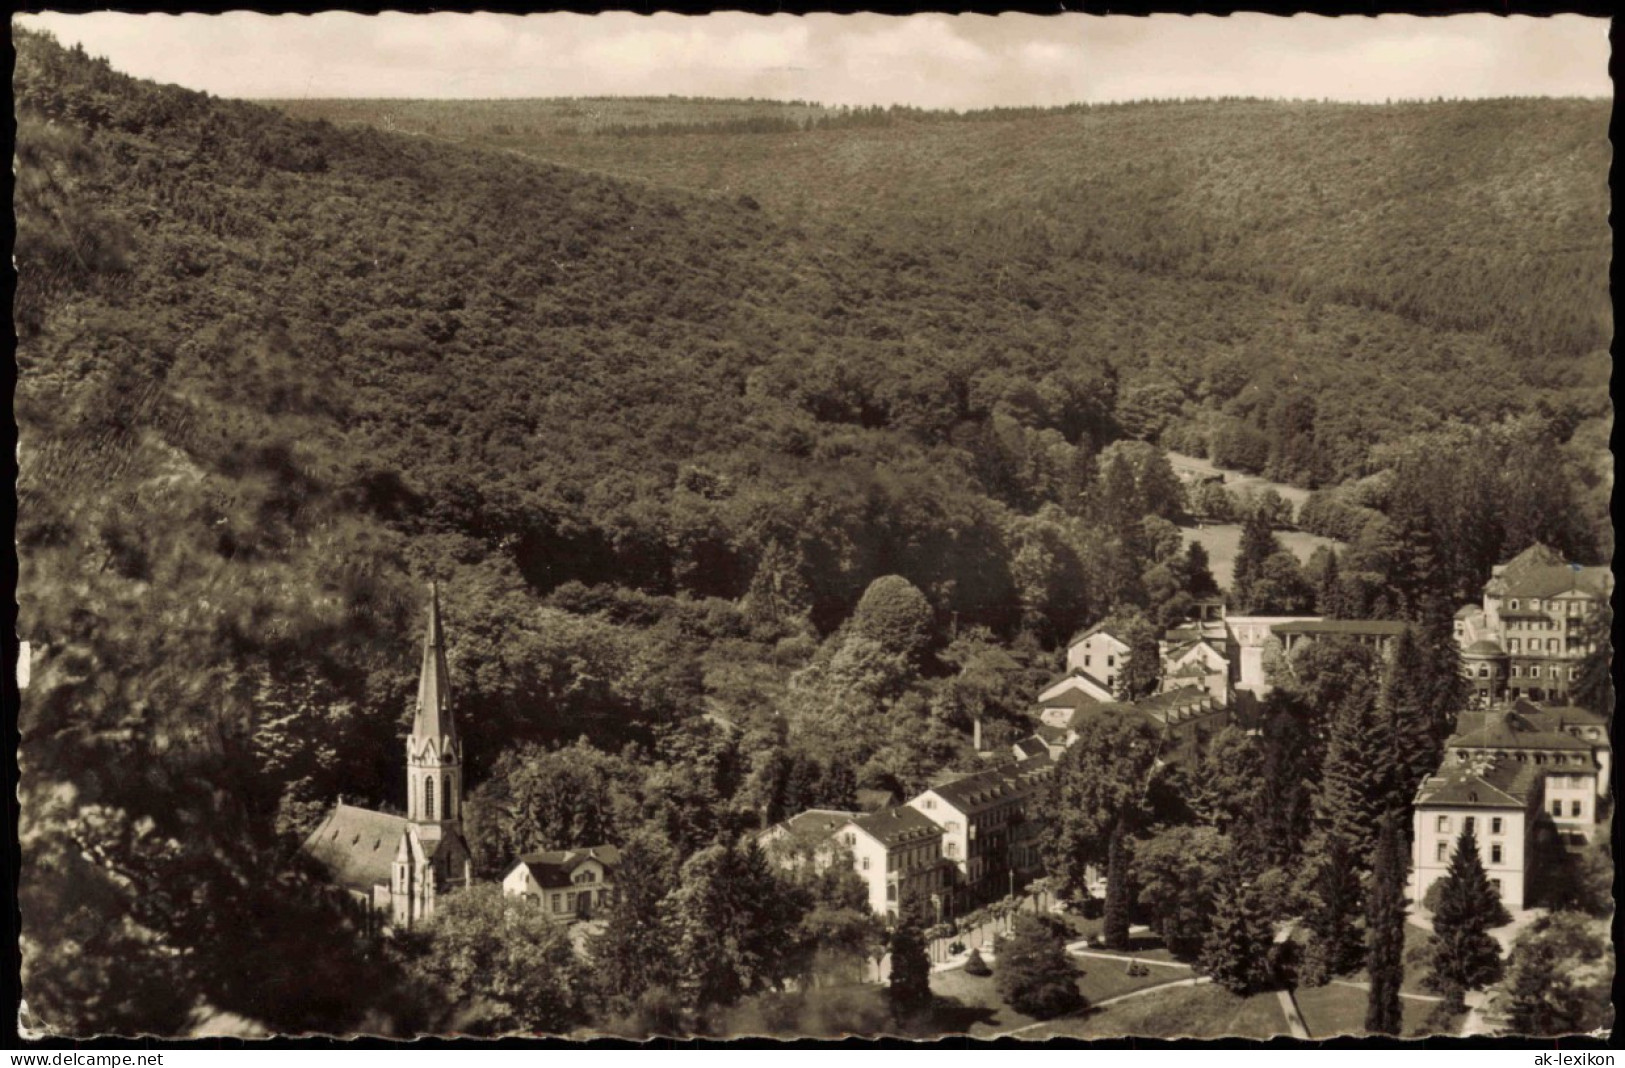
[501,845,621,921]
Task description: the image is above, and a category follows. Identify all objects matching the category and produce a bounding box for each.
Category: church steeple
[407,582,461,828]
[414,581,456,746]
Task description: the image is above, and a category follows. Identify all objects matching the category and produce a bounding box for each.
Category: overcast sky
[15,12,1610,107]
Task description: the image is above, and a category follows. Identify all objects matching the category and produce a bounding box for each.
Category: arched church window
[425,775,436,820]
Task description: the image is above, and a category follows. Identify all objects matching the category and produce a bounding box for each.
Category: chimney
[973,716,983,752]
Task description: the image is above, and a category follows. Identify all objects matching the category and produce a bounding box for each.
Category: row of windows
[1553,799,1585,818]
[1453,750,1580,767]
[1436,815,1503,836]
[1438,840,1504,864]
[1510,665,1578,680]
[543,888,613,913]
[1507,638,1568,654]
[1506,598,1590,616]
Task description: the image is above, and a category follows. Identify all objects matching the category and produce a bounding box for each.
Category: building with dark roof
[299,585,473,932]
[1411,756,1543,911]
[1271,619,1409,658]
[501,846,621,921]
[907,753,1052,910]
[1454,543,1612,704]
[1445,701,1611,831]
[834,807,950,917]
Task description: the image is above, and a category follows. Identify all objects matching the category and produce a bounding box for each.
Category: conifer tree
[1316,547,1342,617]
[1316,689,1387,870]
[886,902,933,1020]
[1199,861,1275,995]
[1381,625,1440,812]
[1415,598,1469,742]
[1364,813,1407,1036]
[1102,821,1133,950]
[1299,832,1366,986]
[1248,698,1318,869]
[1231,505,1281,611]
[1423,823,1510,1005]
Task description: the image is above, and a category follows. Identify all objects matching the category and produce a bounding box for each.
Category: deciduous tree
[1037,713,1161,945]
[995,914,1085,1019]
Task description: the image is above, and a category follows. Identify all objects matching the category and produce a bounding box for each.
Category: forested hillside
[280,95,1613,426]
[15,30,1611,1037]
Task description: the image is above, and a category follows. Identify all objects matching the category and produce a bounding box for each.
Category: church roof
[414,583,456,744]
[301,803,411,895]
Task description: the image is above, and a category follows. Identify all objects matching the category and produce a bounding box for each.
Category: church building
[300,583,474,931]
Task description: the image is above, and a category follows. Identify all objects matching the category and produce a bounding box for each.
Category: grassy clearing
[1181,524,1344,589]
[927,952,1194,1037]
[1291,982,1456,1039]
[1021,982,1291,1040]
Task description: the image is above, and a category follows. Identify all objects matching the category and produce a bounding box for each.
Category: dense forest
[279,92,1613,486]
[15,29,1612,1037]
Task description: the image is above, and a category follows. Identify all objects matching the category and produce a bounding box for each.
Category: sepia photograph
[10,9,1615,1047]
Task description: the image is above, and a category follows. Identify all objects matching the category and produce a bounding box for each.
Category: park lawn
[1292,982,1457,1039]
[1074,955,1197,1004]
[926,953,1192,1037]
[1022,982,1292,1040]
[1335,922,1437,996]
[929,965,1047,1037]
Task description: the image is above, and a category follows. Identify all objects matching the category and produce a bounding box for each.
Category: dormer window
[1509,599,1520,611]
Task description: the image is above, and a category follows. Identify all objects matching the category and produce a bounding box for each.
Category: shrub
[964,948,991,977]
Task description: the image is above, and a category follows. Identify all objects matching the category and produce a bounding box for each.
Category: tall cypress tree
[1316,548,1342,617]
[1364,813,1407,1036]
[1299,832,1366,986]
[1102,820,1133,950]
[1424,822,1510,1005]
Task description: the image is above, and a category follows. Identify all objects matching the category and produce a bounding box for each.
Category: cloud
[14,11,1610,105]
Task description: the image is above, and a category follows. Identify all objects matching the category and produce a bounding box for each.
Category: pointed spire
[413,581,456,745]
